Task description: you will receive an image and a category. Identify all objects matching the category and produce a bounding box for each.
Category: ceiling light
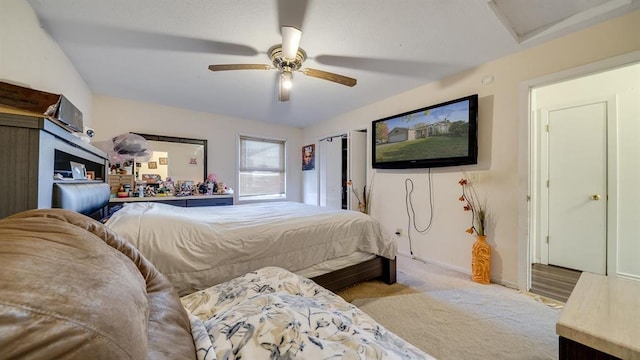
[281,71,293,89]
[282,26,302,60]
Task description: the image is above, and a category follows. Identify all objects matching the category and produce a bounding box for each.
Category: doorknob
[591,194,601,200]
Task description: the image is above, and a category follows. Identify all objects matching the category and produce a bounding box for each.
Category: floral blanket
[181,267,433,360]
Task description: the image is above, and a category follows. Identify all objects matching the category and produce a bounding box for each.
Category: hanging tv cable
[404,169,435,256]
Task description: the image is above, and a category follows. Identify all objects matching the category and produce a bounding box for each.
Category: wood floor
[529,263,582,303]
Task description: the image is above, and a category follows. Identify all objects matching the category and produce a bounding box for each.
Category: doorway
[318,134,344,209]
[521,55,640,296]
[318,130,367,210]
[530,95,614,301]
[540,100,609,274]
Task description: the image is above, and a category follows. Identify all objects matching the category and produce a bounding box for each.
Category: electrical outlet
[395,228,402,236]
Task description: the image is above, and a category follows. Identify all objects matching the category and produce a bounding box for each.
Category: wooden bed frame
[311,256,397,292]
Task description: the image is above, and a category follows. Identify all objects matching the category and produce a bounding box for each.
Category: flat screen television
[372,94,478,169]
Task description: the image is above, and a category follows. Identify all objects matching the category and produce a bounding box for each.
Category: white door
[348,131,367,211]
[318,137,343,209]
[547,101,607,274]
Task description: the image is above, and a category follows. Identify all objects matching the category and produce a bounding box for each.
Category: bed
[1,208,433,360]
[183,266,431,359]
[105,201,397,296]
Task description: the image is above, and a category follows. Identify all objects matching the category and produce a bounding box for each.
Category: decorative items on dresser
[102,132,217,201]
[108,174,135,196]
[0,112,108,219]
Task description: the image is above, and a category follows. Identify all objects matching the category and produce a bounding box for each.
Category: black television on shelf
[372,94,478,169]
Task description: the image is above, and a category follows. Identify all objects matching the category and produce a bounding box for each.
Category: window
[238,135,286,200]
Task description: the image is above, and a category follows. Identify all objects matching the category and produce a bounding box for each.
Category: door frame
[536,97,617,270]
[517,50,639,291]
[318,133,346,208]
[318,129,360,208]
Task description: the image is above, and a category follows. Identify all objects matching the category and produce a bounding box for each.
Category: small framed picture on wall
[148,161,157,169]
[302,144,315,171]
[159,157,168,165]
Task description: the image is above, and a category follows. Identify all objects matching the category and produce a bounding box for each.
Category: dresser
[0,112,108,219]
[556,272,640,359]
[109,194,234,208]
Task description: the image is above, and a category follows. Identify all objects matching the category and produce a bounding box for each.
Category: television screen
[372,94,478,169]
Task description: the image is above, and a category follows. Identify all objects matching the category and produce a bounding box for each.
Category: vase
[471,235,491,284]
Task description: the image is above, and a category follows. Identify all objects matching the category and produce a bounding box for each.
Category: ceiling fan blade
[303,68,357,87]
[277,0,308,32]
[208,64,272,71]
[314,55,445,77]
[41,20,259,56]
[281,26,302,60]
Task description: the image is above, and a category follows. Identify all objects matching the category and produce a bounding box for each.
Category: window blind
[238,135,286,198]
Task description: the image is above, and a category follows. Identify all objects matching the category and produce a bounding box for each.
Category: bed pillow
[0,209,196,359]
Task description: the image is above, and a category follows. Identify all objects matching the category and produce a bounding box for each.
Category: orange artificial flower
[458,172,487,236]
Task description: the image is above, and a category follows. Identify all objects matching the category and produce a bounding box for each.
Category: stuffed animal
[205,173,218,195]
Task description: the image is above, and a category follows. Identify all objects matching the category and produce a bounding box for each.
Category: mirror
[132,133,207,184]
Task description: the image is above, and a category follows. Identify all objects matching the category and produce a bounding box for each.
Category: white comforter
[182,267,432,360]
[106,201,396,295]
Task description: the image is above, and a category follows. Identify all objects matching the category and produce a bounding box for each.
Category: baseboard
[398,251,519,290]
[616,272,640,281]
[399,251,470,275]
[498,278,519,290]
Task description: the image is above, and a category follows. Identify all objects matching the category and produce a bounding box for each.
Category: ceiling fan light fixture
[281,70,293,89]
[209,25,357,103]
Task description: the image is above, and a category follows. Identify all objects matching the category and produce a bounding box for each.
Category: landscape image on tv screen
[373,94,477,169]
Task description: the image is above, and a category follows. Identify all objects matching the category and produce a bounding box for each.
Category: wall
[533,64,640,278]
[0,0,94,126]
[91,95,303,202]
[1,1,303,203]
[302,10,640,287]
[139,151,169,183]
[5,0,638,284]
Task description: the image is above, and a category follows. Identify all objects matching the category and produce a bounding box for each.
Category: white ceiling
[26,0,640,128]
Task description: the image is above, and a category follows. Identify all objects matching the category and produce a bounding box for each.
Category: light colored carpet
[336,279,418,303]
[339,256,563,360]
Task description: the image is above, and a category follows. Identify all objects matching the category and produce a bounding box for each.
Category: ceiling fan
[208,26,357,102]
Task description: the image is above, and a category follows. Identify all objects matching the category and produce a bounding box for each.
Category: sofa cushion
[0,209,196,359]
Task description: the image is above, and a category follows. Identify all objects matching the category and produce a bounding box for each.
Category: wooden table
[556,272,640,359]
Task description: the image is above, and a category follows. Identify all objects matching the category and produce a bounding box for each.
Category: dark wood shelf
[0,112,108,219]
